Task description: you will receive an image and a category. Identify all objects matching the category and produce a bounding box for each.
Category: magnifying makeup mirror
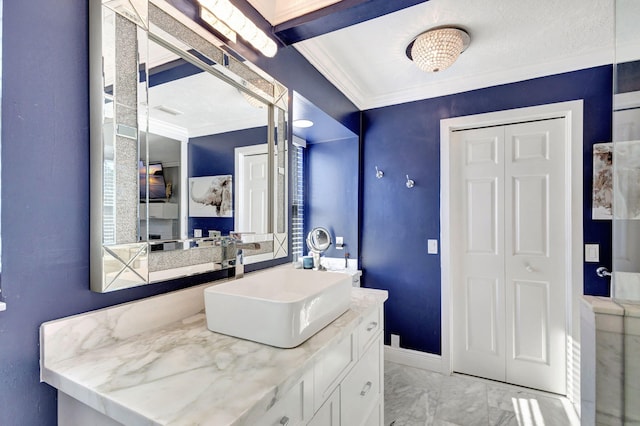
[307,227,332,270]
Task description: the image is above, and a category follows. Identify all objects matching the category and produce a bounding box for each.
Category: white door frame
[440,100,583,405]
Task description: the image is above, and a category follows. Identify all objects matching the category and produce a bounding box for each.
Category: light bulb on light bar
[200,8,236,42]
[197,0,278,58]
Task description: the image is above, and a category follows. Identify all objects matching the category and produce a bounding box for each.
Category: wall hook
[375,166,384,179]
[406,175,415,188]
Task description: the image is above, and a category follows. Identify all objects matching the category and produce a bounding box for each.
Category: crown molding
[294,41,368,110]
[297,42,614,111]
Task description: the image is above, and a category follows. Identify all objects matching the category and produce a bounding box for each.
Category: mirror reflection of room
[292,92,359,271]
[142,38,270,246]
[139,133,181,243]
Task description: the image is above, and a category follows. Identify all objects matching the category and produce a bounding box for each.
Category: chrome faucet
[228,232,260,279]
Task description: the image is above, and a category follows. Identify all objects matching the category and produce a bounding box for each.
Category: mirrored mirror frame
[89,0,288,292]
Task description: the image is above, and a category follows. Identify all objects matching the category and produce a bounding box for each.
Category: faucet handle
[229,231,255,241]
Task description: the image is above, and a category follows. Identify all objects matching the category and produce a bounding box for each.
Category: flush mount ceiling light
[293,119,314,128]
[406,27,470,73]
[197,0,278,57]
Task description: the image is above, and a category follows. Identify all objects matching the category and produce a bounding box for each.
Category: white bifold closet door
[451,118,567,395]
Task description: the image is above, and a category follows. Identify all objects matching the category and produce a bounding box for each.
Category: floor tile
[434,376,488,426]
[384,361,579,426]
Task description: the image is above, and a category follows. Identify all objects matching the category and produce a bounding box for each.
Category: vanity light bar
[197,0,278,58]
[200,7,236,43]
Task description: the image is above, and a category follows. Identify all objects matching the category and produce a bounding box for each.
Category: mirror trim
[90,0,288,292]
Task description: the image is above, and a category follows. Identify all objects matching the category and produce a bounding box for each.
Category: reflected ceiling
[292,91,356,144]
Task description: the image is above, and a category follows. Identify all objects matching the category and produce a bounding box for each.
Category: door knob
[596,266,612,278]
[525,263,534,273]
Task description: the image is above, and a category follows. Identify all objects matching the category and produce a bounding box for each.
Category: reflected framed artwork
[189,175,233,217]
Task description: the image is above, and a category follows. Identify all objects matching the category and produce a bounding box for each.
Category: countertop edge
[42,287,388,426]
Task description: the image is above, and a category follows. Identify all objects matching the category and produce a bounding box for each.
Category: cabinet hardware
[360,381,372,396]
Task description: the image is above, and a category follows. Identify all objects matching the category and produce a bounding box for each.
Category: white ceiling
[148,72,268,137]
[145,38,269,139]
[250,0,640,111]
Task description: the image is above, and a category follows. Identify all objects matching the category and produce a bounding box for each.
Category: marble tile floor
[385,361,580,426]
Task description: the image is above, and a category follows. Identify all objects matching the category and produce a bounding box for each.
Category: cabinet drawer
[363,400,382,426]
[261,379,304,426]
[307,386,340,426]
[314,332,356,411]
[340,337,381,426]
[357,307,381,356]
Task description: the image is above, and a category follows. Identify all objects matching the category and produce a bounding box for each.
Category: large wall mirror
[90,0,288,292]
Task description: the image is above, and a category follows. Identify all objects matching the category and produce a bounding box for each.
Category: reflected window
[291,138,306,261]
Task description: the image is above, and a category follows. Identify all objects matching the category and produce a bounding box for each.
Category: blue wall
[0,2,230,424]
[188,126,268,235]
[361,66,614,355]
[0,1,616,424]
[0,1,355,424]
[304,137,359,259]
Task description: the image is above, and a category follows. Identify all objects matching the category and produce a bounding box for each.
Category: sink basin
[204,268,352,348]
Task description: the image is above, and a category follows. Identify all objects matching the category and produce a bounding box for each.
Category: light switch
[585,244,599,262]
[336,236,343,245]
[391,334,400,348]
[194,229,202,238]
[428,239,438,254]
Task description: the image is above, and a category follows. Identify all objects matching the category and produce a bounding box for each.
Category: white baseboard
[384,345,442,373]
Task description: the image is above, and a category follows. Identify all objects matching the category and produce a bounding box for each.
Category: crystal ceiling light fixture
[197,0,278,57]
[406,26,470,73]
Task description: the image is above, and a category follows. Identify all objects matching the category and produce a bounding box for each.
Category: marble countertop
[581,295,625,315]
[41,280,387,425]
[582,295,640,317]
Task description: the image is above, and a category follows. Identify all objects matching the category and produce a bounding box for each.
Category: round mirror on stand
[307,227,332,270]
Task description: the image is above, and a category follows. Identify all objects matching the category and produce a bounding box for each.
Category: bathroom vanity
[40,275,387,425]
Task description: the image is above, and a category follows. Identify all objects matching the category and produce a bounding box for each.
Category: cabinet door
[357,307,381,357]
[261,379,304,426]
[340,336,381,426]
[314,332,356,411]
[307,386,340,426]
[363,401,381,426]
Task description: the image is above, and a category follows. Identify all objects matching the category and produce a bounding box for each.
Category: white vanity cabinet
[261,371,313,426]
[339,336,382,426]
[306,305,384,426]
[41,284,387,426]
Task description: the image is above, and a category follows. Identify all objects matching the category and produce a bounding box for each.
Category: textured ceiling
[293,0,624,110]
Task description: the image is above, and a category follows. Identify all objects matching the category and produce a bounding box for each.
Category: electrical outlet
[391,334,400,348]
[428,239,438,254]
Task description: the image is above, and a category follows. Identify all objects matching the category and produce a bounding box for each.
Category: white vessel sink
[204,268,352,348]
